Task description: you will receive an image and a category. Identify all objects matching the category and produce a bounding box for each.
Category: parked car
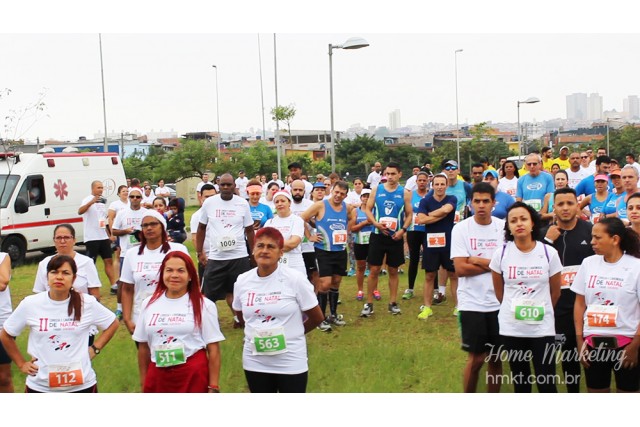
[152,183,177,199]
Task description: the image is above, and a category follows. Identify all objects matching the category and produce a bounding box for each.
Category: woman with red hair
[133,251,225,393]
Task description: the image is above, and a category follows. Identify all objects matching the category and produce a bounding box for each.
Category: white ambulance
[0,150,126,265]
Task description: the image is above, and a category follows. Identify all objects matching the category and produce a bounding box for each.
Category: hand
[376,222,391,236]
[109,235,117,242]
[309,234,322,243]
[391,229,404,241]
[20,358,39,376]
[124,320,135,335]
[621,343,639,369]
[545,225,561,242]
[198,252,208,267]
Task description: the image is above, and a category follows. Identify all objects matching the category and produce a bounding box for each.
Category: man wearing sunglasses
[515,153,554,213]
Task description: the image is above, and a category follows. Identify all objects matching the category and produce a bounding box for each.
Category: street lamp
[329,36,369,173]
[517,97,540,156]
[606,115,623,156]
[454,49,463,167]
[212,65,221,155]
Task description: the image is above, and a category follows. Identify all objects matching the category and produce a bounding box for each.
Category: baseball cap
[594,174,609,181]
[609,167,622,176]
[483,170,499,179]
[313,182,326,188]
[559,146,569,151]
[444,160,458,167]
[361,188,372,195]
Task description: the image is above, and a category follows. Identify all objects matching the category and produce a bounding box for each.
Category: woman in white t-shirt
[498,160,519,198]
[0,255,118,393]
[133,251,225,393]
[107,184,129,288]
[0,252,13,392]
[263,191,306,276]
[232,227,324,393]
[571,217,640,392]
[490,201,562,393]
[33,224,102,300]
[120,210,189,338]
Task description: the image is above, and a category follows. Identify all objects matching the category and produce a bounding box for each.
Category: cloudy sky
[1,1,637,142]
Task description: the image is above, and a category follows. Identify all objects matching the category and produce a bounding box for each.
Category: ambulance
[0,149,126,265]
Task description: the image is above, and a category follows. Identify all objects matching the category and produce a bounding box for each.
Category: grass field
[5,206,580,393]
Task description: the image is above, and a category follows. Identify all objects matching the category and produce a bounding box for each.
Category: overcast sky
[2,1,638,142]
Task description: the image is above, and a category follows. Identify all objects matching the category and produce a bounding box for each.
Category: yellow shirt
[555,158,571,170]
[542,158,555,172]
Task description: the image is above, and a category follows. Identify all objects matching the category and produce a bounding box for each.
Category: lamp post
[212,65,221,155]
[329,36,369,173]
[98,34,108,152]
[517,97,540,156]
[454,49,463,166]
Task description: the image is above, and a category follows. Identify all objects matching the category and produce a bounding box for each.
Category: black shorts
[584,343,640,392]
[302,251,317,274]
[85,239,113,261]
[315,248,347,278]
[422,250,454,272]
[459,310,500,354]
[201,257,251,302]
[0,338,11,364]
[367,233,405,268]
[353,243,369,261]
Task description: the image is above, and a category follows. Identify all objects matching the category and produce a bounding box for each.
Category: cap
[594,174,609,181]
[559,146,569,151]
[361,189,372,195]
[483,169,499,179]
[609,167,622,176]
[142,210,167,230]
[444,160,458,167]
[313,182,326,188]
[273,190,292,203]
[288,162,302,170]
[129,187,143,196]
[381,175,388,182]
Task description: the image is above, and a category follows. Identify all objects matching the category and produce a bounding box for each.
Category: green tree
[608,125,640,162]
[335,134,385,177]
[237,141,278,176]
[271,104,296,147]
[157,139,218,182]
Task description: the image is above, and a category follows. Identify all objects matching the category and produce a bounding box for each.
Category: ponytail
[67,288,83,321]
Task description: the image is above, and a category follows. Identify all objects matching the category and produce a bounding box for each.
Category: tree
[157,139,218,182]
[271,104,296,147]
[335,134,385,177]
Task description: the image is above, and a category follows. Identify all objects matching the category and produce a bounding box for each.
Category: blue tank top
[373,184,405,235]
[354,208,374,244]
[603,192,624,215]
[409,190,426,232]
[588,192,607,222]
[314,200,348,251]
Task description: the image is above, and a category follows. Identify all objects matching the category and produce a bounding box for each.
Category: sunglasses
[581,156,589,158]
[526,162,539,166]
[444,166,458,171]
[129,195,142,199]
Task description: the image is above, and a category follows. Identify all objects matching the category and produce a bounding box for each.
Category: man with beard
[289,179,318,286]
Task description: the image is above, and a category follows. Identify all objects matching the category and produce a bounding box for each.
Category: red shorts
[144,348,209,393]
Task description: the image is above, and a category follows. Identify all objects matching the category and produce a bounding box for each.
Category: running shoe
[373,290,382,301]
[398,268,404,274]
[317,320,332,332]
[452,307,459,317]
[417,306,434,320]
[364,268,370,277]
[402,289,414,300]
[110,284,118,295]
[347,268,356,277]
[360,303,374,317]
[433,292,447,305]
[356,290,364,301]
[388,302,401,315]
[327,314,346,326]
[381,269,388,275]
[114,309,123,320]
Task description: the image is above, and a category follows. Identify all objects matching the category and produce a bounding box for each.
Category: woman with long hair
[490,202,562,393]
[0,255,118,393]
[571,217,640,392]
[133,251,224,392]
[498,160,520,198]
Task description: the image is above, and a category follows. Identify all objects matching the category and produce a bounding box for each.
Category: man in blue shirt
[516,153,554,213]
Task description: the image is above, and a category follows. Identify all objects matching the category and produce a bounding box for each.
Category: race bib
[586,305,618,328]
[128,234,140,246]
[590,213,602,224]
[427,232,446,248]
[454,211,461,224]
[560,265,579,289]
[411,213,417,228]
[513,298,544,323]
[49,361,84,388]
[216,235,237,251]
[279,254,289,265]
[154,343,186,367]
[332,229,348,245]
[379,216,398,231]
[524,199,542,211]
[98,218,106,229]
[358,231,371,245]
[252,327,287,356]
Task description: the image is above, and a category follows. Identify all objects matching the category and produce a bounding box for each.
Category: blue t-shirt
[516,172,554,210]
[602,192,624,215]
[250,203,274,227]
[588,192,607,220]
[417,194,457,253]
[468,191,514,219]
[426,180,470,222]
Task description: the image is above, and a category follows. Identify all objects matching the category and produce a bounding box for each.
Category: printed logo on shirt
[253,308,277,323]
[384,200,395,215]
[39,317,79,332]
[506,265,545,280]
[245,291,283,306]
[155,328,179,344]
[526,182,543,191]
[329,223,346,231]
[214,209,239,218]
[469,238,498,252]
[581,240,588,245]
[148,313,188,327]
[586,275,624,290]
[592,292,615,306]
[48,334,72,351]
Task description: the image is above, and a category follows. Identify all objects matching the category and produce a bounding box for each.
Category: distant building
[566,93,588,120]
[389,109,401,130]
[624,95,640,120]
[588,93,603,121]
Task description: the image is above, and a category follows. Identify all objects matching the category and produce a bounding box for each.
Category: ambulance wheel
[1,236,26,266]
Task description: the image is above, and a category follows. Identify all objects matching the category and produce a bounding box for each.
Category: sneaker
[110,284,118,295]
[388,302,401,315]
[452,307,459,317]
[432,292,447,305]
[364,268,370,277]
[233,315,243,329]
[317,320,332,332]
[402,289,414,300]
[327,314,346,326]
[114,309,123,320]
[347,268,356,277]
[398,268,404,274]
[360,303,374,317]
[373,290,382,301]
[381,269,388,275]
[418,306,434,320]
[356,290,364,301]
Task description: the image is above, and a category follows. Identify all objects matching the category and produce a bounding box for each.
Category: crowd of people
[0,148,639,394]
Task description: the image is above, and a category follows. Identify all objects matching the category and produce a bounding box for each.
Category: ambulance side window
[17,175,46,208]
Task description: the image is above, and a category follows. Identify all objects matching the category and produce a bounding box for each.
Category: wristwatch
[91,344,101,355]
[401,227,408,232]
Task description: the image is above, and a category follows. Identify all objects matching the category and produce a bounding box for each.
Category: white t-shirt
[235,176,249,199]
[345,190,363,207]
[232,265,317,374]
[141,192,156,207]
[268,179,284,189]
[108,199,129,217]
[497,176,518,198]
[290,199,315,253]
[199,195,253,261]
[33,253,101,295]
[80,195,109,242]
[113,207,149,254]
[154,186,171,200]
[132,293,225,362]
[367,171,381,189]
[2,292,115,392]
[581,164,596,176]
[120,244,189,323]
[566,168,591,189]
[264,214,305,275]
[404,175,418,192]
[451,217,505,312]
[196,180,210,194]
[489,241,562,338]
[571,254,640,338]
[258,197,275,213]
[190,208,211,255]
[0,253,11,327]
